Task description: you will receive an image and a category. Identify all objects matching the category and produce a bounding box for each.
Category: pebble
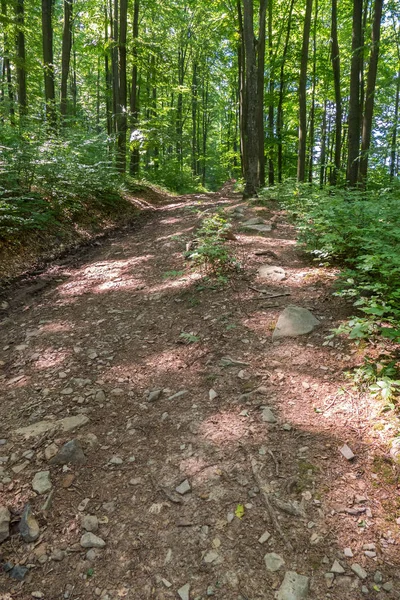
[109,456,123,465]
[50,439,86,465]
[86,549,100,561]
[177,583,190,600]
[325,573,334,588]
[80,533,106,548]
[32,471,52,495]
[382,582,393,592]
[148,389,162,402]
[330,560,345,574]
[351,563,367,579]
[95,390,106,402]
[82,515,99,532]
[258,530,271,544]
[363,543,375,551]
[374,571,383,584]
[209,389,218,401]
[344,547,354,558]
[8,564,29,581]
[0,505,10,543]
[340,444,355,460]
[276,571,309,600]
[44,443,59,461]
[50,549,66,561]
[176,479,191,495]
[261,406,277,423]
[19,504,40,543]
[204,550,219,563]
[227,512,234,523]
[264,553,285,572]
[364,550,376,558]
[32,592,44,599]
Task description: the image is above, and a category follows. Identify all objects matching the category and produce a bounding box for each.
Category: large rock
[50,439,86,465]
[243,217,266,226]
[272,306,320,340]
[258,265,286,281]
[80,532,106,549]
[0,505,10,543]
[15,415,89,439]
[32,471,52,495]
[19,504,40,543]
[276,571,309,600]
[264,552,285,572]
[244,223,272,233]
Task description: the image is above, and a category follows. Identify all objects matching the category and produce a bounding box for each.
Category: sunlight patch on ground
[33,348,70,370]
[199,411,250,445]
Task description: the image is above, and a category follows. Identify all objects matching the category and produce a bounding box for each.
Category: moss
[372,455,398,486]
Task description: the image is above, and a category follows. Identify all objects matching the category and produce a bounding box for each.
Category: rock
[19,504,40,542]
[261,407,277,423]
[148,389,162,402]
[80,533,106,549]
[50,549,65,561]
[219,356,249,368]
[176,479,191,495]
[258,530,271,544]
[374,571,383,584]
[273,306,320,340]
[0,505,10,543]
[364,550,376,558]
[86,549,101,561]
[209,389,218,401]
[32,471,52,495]
[15,415,89,439]
[204,550,219,564]
[258,265,286,281]
[361,586,369,595]
[44,443,59,461]
[351,564,367,580]
[178,583,190,600]
[207,586,215,596]
[109,456,123,465]
[340,444,355,461]
[32,592,44,598]
[167,390,188,401]
[244,224,272,233]
[325,573,334,588]
[276,571,309,600]
[82,515,99,532]
[50,439,86,465]
[243,217,266,226]
[62,473,75,488]
[12,460,29,473]
[330,560,345,574]
[344,547,354,558]
[95,390,106,402]
[264,552,285,572]
[383,582,393,592]
[8,565,29,581]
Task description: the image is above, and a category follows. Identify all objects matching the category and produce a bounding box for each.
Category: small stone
[44,443,58,461]
[258,265,286,281]
[273,306,320,340]
[161,579,172,588]
[176,479,191,495]
[340,444,355,461]
[62,473,75,488]
[12,460,29,473]
[261,406,277,423]
[0,505,10,543]
[364,551,376,558]
[50,549,65,561]
[95,390,106,402]
[344,547,354,558]
[330,560,345,574]
[80,533,106,549]
[82,515,99,532]
[32,471,52,495]
[177,583,190,600]
[86,549,100,561]
[19,504,40,543]
[50,439,86,465]
[383,582,393,592]
[32,592,44,598]
[209,389,218,401]
[374,571,383,584]
[282,423,292,431]
[167,390,188,401]
[325,573,334,588]
[362,543,375,551]
[207,586,215,596]
[362,586,369,595]
[204,550,219,563]
[276,571,309,600]
[109,456,123,465]
[351,564,367,580]
[258,530,271,544]
[227,512,234,523]
[9,565,29,581]
[264,552,285,572]
[148,389,162,402]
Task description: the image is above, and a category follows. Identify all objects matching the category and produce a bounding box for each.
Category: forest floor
[1,184,400,600]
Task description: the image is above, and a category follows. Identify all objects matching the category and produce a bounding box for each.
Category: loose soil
[1,185,399,600]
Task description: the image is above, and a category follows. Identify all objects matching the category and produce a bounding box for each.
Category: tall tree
[60,0,73,119]
[267,0,274,185]
[1,0,15,124]
[15,0,27,117]
[297,0,313,182]
[346,0,363,186]
[130,0,140,175]
[242,0,259,198]
[42,0,56,128]
[117,0,128,172]
[358,0,383,186]
[330,0,342,184]
[257,0,267,187]
[277,0,295,183]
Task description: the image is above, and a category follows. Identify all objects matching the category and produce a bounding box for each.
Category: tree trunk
[42,0,56,129]
[117,0,128,172]
[297,0,313,182]
[330,0,342,184]
[60,0,73,120]
[1,0,15,124]
[105,2,113,136]
[111,0,119,133]
[320,99,327,187]
[16,0,27,117]
[130,0,140,176]
[257,0,267,187]
[267,0,274,185]
[242,0,259,198]
[346,0,363,186]
[358,0,383,187]
[308,0,318,183]
[237,0,245,177]
[390,71,400,181]
[277,0,295,183]
[192,61,198,175]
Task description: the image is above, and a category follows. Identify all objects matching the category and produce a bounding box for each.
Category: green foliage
[162,270,185,279]
[186,212,238,275]
[179,332,200,344]
[347,357,400,406]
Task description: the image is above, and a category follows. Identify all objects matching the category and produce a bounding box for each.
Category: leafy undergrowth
[260,181,400,408]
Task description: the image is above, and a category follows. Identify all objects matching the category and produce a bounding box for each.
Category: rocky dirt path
[0,186,399,600]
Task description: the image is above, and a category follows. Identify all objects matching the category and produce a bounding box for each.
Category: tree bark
[242,0,259,198]
[105,2,113,136]
[16,0,27,117]
[257,0,267,187]
[130,0,140,176]
[346,0,363,186]
[330,0,342,184]
[307,0,318,183]
[192,60,198,175]
[319,99,327,187]
[1,0,15,124]
[60,0,73,120]
[277,0,295,183]
[267,0,274,185]
[390,71,399,181]
[117,0,128,172]
[237,0,245,177]
[358,0,383,187]
[41,0,56,129]
[297,0,313,182]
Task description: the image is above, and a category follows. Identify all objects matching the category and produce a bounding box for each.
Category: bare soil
[1,185,399,600]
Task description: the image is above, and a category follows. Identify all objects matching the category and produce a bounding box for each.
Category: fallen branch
[248,286,291,299]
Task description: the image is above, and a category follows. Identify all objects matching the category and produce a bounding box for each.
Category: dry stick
[268,449,280,477]
[242,446,291,549]
[248,286,291,298]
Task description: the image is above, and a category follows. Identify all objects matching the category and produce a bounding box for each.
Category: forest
[1,0,400,349]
